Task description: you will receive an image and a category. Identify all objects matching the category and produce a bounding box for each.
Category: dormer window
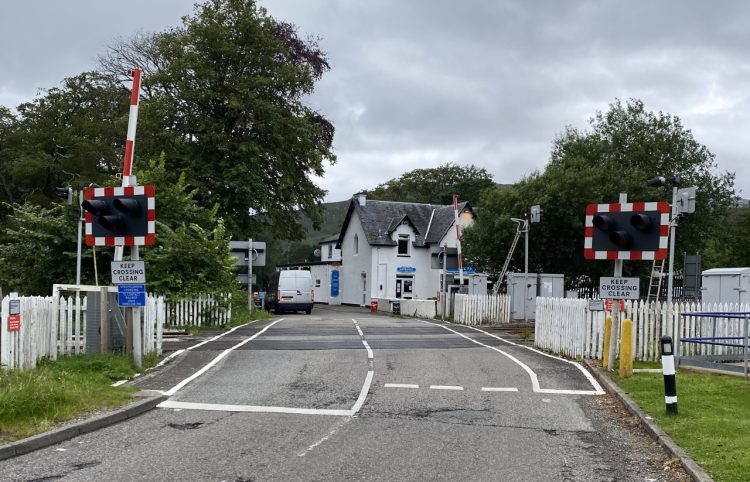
[397,235,410,256]
[327,243,332,258]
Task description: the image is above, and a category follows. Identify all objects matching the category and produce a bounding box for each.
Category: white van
[266,270,314,314]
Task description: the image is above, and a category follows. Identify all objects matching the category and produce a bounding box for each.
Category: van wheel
[305,309,312,315]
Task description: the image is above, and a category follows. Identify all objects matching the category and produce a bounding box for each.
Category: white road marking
[350,319,375,415]
[419,320,604,396]
[384,383,419,389]
[297,417,352,457]
[429,385,464,391]
[461,324,606,395]
[481,387,519,392]
[111,380,128,387]
[164,319,284,396]
[158,400,352,416]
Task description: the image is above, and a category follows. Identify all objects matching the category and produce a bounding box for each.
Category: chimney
[356,193,366,206]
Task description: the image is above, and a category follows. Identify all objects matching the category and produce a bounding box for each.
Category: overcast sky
[1,0,748,202]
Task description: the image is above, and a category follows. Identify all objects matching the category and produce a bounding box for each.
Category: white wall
[340,210,372,306]
[319,242,342,262]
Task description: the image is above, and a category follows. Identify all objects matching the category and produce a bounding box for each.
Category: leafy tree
[463,99,736,286]
[0,156,238,297]
[365,163,495,205]
[0,72,128,211]
[703,206,750,268]
[133,156,238,297]
[98,0,335,239]
[0,202,80,295]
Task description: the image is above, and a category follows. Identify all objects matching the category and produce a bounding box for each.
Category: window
[398,235,410,256]
[327,244,333,258]
[315,279,321,287]
[354,234,359,255]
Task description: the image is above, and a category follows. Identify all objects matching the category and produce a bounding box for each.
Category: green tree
[703,206,750,268]
[365,163,495,205]
[463,99,736,286]
[0,156,238,297]
[0,72,128,211]
[98,0,335,239]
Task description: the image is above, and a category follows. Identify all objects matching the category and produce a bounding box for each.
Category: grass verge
[612,366,750,481]
[0,354,145,444]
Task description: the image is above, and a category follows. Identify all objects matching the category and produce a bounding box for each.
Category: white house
[335,193,482,306]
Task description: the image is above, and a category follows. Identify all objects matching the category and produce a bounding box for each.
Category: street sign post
[118,284,146,307]
[111,261,146,285]
[599,277,640,300]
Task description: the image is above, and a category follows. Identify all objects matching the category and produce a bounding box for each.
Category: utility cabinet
[701,268,750,304]
[507,273,565,321]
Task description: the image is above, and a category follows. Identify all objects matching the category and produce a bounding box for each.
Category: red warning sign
[604,299,625,312]
[7,313,20,331]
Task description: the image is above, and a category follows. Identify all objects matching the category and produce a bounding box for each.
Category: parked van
[265,270,314,314]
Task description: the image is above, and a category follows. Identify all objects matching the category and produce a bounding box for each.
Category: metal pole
[607,192,628,371]
[248,239,253,313]
[76,189,83,285]
[441,246,447,322]
[666,185,678,340]
[523,217,529,322]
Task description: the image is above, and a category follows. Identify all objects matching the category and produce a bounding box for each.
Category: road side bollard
[602,315,612,368]
[660,336,678,415]
[618,318,633,378]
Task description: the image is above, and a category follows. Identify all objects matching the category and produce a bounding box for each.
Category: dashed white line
[429,385,464,391]
[384,383,419,389]
[481,387,519,392]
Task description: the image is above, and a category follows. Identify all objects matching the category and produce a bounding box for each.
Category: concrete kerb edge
[581,360,714,482]
[0,394,168,462]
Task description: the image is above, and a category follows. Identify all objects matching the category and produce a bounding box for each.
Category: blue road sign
[118,284,146,307]
[331,270,340,297]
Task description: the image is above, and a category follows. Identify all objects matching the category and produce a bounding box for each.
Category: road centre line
[158,318,375,417]
[384,383,419,389]
[350,318,374,415]
[461,324,605,395]
[419,319,604,396]
[481,387,519,392]
[163,318,284,396]
[430,385,464,391]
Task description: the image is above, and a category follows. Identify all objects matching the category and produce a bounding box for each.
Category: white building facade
[336,194,482,306]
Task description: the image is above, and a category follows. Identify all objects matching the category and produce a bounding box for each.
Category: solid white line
[461,324,606,395]
[158,400,351,416]
[429,385,464,391]
[419,320,604,396]
[362,340,374,359]
[481,387,519,392]
[384,383,419,389]
[155,349,185,368]
[186,320,259,352]
[111,380,128,387]
[164,319,284,396]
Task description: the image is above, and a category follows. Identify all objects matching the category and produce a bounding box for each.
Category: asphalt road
[1,306,688,481]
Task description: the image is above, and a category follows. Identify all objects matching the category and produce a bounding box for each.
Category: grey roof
[336,197,474,248]
[320,234,340,244]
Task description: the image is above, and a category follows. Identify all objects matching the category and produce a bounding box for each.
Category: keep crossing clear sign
[111,261,146,284]
[599,277,640,300]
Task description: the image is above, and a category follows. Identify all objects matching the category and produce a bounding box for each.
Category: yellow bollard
[602,315,612,366]
[619,318,634,378]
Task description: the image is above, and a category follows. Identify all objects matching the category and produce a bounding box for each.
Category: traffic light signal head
[83,185,155,246]
[584,202,669,260]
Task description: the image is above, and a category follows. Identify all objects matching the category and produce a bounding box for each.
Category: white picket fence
[165,293,232,326]
[1,294,165,371]
[453,294,511,325]
[535,298,750,361]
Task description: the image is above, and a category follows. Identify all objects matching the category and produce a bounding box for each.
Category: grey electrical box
[701,267,750,304]
[507,273,564,321]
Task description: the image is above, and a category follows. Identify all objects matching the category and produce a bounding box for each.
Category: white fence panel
[165,293,231,327]
[535,299,750,361]
[2,293,165,371]
[453,294,510,325]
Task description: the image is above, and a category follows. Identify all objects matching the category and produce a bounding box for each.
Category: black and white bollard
[660,336,678,415]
